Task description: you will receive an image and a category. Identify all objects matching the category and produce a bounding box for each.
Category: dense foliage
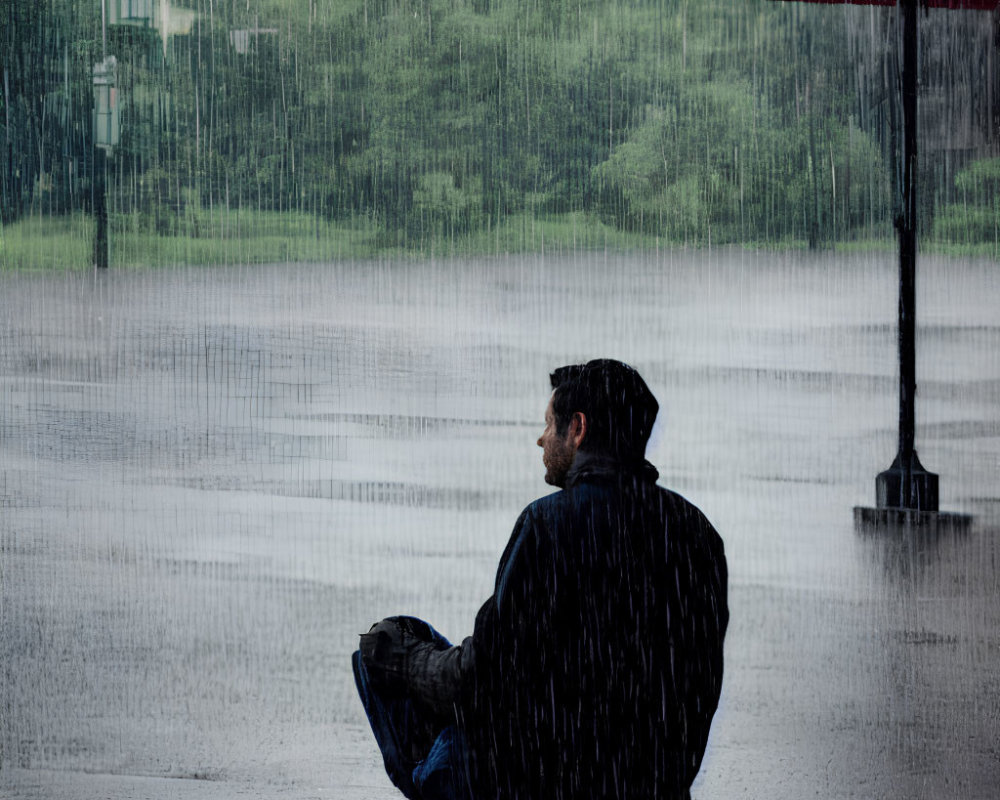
[0,0,994,253]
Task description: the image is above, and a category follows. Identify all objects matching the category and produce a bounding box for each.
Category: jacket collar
[564,450,659,488]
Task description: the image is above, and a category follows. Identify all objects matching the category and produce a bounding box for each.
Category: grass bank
[402,212,669,257]
[112,208,380,267]
[1,210,675,270]
[2,209,995,271]
[0,213,92,271]
[1,209,381,271]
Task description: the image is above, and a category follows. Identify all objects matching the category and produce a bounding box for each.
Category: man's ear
[568,411,587,450]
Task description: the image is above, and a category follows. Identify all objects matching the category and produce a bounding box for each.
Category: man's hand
[358,617,472,714]
[359,619,412,691]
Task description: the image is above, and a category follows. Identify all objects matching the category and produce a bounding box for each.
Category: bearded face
[537,395,576,487]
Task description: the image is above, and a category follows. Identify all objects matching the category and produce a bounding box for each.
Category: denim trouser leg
[352,618,471,800]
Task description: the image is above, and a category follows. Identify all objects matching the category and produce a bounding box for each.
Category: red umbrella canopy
[770,0,999,7]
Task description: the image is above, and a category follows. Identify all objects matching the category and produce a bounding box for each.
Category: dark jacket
[458,453,729,800]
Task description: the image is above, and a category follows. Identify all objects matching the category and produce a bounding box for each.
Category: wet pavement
[2,250,998,798]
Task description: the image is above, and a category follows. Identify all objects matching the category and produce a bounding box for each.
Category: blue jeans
[352,618,472,800]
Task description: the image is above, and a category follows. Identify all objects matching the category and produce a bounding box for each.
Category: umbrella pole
[854,0,974,530]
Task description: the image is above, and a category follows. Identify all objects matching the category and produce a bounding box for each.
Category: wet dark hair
[549,359,658,458]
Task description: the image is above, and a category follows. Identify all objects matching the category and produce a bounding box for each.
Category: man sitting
[354,359,729,800]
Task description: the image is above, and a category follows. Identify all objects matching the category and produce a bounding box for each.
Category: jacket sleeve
[470,505,550,671]
[358,618,475,717]
[404,637,476,715]
[465,503,560,727]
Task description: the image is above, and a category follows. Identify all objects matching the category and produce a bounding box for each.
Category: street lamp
[91,2,118,270]
[92,55,119,151]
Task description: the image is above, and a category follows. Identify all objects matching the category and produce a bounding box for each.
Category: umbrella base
[853,505,972,532]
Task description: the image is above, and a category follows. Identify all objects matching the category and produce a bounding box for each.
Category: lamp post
[92,0,164,268]
[92,53,118,269]
[91,1,118,270]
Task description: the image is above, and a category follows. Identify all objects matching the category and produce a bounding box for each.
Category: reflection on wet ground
[1,250,998,799]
